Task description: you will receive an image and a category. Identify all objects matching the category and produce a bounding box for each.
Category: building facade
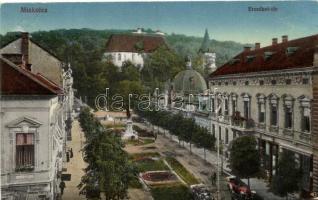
[208,34,318,195]
[104,28,168,69]
[1,32,74,199]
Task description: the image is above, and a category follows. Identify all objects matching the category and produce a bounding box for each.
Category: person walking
[59,181,66,195]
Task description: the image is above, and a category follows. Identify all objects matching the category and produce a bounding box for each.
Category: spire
[199,29,211,53]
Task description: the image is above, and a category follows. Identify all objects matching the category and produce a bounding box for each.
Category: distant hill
[0,28,247,67]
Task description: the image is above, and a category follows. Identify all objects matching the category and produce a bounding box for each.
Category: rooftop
[105,33,168,53]
[210,34,318,78]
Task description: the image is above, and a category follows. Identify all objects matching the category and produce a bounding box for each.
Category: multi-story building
[104,28,168,69]
[208,34,318,195]
[0,56,64,199]
[0,32,74,199]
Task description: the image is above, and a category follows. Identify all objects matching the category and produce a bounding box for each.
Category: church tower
[198,29,216,75]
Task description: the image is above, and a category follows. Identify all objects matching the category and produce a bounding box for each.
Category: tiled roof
[105,34,168,53]
[1,56,63,95]
[210,34,318,78]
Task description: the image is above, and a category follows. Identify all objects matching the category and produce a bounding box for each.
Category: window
[233,81,237,86]
[299,96,311,133]
[225,82,228,86]
[259,103,265,123]
[231,94,237,115]
[302,107,311,132]
[271,105,278,126]
[242,94,251,119]
[259,80,264,85]
[244,101,249,119]
[271,80,277,85]
[211,97,215,113]
[224,98,229,115]
[16,133,34,169]
[245,81,249,86]
[257,94,266,124]
[302,78,309,85]
[269,95,279,126]
[225,129,229,144]
[118,53,121,61]
[285,107,293,129]
[286,79,291,85]
[283,96,294,129]
[217,98,222,116]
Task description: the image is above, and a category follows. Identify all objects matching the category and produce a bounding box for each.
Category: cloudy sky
[1,1,318,45]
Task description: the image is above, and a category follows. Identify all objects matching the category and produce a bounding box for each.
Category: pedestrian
[59,181,66,195]
[66,152,70,162]
[70,148,73,158]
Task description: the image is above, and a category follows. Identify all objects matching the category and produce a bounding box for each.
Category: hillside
[0,28,246,67]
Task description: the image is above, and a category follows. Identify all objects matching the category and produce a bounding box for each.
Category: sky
[1,1,318,45]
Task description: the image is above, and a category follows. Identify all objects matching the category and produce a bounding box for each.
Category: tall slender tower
[198,29,216,75]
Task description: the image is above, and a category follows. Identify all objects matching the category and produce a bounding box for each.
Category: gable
[0,57,62,95]
[0,38,22,54]
[6,116,43,128]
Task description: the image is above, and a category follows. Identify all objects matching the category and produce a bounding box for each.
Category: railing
[231,118,254,130]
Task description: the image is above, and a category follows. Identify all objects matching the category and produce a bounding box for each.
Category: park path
[136,122,287,200]
[62,120,86,200]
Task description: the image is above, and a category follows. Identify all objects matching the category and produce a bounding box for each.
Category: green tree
[229,135,260,187]
[270,150,301,198]
[142,46,184,91]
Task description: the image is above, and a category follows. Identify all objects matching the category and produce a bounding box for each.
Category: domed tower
[172,56,208,111]
[198,29,216,75]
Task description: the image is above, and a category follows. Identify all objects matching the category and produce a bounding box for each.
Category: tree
[142,46,184,91]
[116,80,144,119]
[229,135,260,187]
[270,150,301,198]
[78,108,134,199]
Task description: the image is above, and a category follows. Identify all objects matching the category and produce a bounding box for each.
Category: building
[198,29,217,76]
[0,32,74,139]
[208,34,318,196]
[0,32,74,199]
[0,56,65,199]
[0,32,63,87]
[104,28,168,69]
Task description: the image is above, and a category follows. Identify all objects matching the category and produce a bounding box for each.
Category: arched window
[257,94,266,124]
[268,94,279,127]
[298,95,311,133]
[241,93,251,119]
[282,94,294,129]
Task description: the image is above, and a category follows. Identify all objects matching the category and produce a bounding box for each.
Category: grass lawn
[125,138,155,146]
[135,159,169,172]
[130,152,161,160]
[150,184,192,200]
[165,157,199,185]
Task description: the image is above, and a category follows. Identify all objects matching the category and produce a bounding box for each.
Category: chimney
[282,35,288,43]
[272,38,278,45]
[21,32,29,65]
[244,46,251,52]
[255,43,260,50]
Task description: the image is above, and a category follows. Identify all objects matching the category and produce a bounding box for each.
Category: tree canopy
[229,135,260,186]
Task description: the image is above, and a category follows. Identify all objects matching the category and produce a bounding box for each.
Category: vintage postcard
[1,1,318,200]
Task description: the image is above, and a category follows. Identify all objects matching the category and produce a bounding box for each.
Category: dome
[173,69,207,95]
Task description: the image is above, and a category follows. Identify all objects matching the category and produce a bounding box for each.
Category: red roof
[105,34,168,53]
[1,56,63,95]
[210,34,318,77]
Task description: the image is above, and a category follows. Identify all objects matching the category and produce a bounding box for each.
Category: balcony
[230,111,254,132]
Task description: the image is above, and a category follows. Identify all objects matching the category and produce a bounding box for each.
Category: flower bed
[140,171,180,186]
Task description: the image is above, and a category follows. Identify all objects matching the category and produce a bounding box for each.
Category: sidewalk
[62,120,86,200]
[141,123,286,200]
